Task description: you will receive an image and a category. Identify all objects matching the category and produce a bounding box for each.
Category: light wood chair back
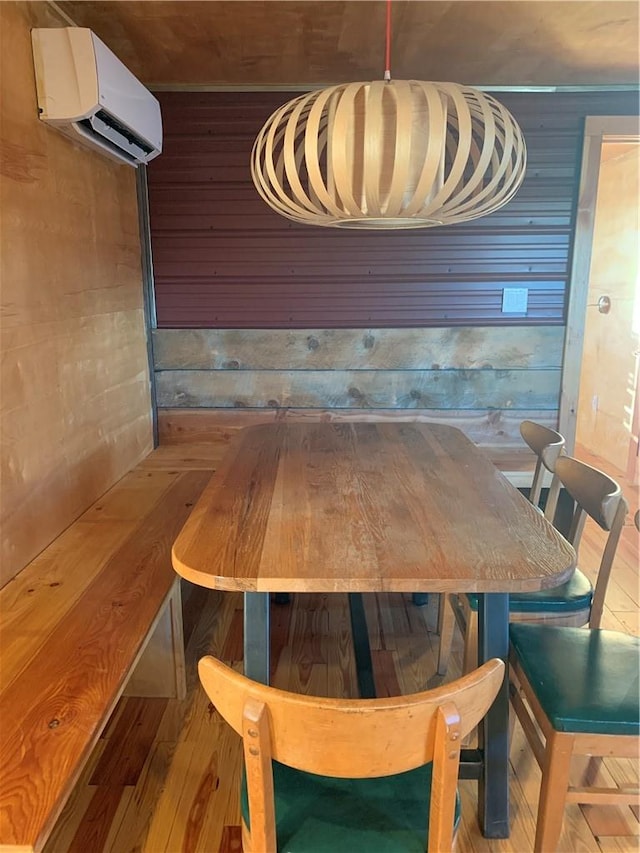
[554,456,628,628]
[519,420,566,521]
[198,656,504,853]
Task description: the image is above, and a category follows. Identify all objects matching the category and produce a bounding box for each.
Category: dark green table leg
[477,592,510,838]
[244,592,270,684]
[348,593,376,698]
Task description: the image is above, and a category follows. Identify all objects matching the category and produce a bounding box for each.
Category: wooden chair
[438,454,627,677]
[519,419,566,522]
[509,623,640,852]
[437,420,567,676]
[198,655,504,853]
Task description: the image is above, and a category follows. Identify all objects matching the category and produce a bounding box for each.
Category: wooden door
[575,142,640,475]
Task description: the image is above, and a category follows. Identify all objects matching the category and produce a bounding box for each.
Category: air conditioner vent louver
[94,109,155,154]
[76,109,156,162]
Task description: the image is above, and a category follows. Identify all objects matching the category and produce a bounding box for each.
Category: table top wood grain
[172,423,576,594]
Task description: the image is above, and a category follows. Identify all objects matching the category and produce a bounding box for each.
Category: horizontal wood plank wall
[148,90,639,329]
[157,368,559,409]
[0,2,153,586]
[154,326,562,445]
[153,327,563,371]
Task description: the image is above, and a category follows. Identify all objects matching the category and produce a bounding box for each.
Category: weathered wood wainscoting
[154,326,563,470]
[0,1,153,588]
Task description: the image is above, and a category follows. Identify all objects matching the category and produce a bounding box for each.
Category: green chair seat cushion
[241,760,461,852]
[465,568,592,614]
[510,624,640,735]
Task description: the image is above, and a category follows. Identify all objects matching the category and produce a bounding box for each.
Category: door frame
[558,115,640,453]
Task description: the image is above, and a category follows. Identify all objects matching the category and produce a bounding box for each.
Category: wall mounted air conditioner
[31,27,162,167]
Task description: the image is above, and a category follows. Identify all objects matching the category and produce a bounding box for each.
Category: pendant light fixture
[251,0,526,229]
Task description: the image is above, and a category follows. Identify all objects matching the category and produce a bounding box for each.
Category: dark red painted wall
[147,90,638,329]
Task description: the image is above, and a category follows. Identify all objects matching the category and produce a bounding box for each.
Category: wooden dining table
[172,421,576,839]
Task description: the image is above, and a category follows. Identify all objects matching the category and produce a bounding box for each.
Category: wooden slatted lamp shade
[251,80,526,229]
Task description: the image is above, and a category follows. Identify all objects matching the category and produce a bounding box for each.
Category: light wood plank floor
[43,444,639,853]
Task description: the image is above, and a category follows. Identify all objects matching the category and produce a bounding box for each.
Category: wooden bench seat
[0,466,211,853]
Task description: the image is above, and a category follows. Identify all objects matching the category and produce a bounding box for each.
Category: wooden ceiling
[57,1,639,89]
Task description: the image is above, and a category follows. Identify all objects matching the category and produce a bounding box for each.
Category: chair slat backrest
[554,456,628,628]
[199,656,504,852]
[520,420,565,521]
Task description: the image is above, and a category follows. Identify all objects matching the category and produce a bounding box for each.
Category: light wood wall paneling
[0,2,153,585]
[152,326,564,371]
[155,368,560,410]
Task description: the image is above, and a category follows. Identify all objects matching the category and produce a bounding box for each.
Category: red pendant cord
[384,0,392,80]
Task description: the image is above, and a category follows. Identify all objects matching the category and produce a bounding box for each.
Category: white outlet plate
[502,288,528,314]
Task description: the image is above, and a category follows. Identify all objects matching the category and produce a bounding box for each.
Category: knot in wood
[48,718,60,729]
